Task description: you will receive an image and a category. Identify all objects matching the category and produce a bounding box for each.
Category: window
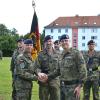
[65,28,68,33]
[58,28,61,33]
[51,29,53,33]
[58,36,61,39]
[73,46,76,48]
[95,43,97,46]
[82,36,85,40]
[91,28,97,33]
[73,39,76,43]
[91,36,97,40]
[82,28,85,33]
[82,43,85,47]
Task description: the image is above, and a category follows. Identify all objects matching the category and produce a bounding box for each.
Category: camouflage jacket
[59,48,87,84]
[34,49,60,81]
[82,50,100,80]
[10,48,23,73]
[14,52,35,90]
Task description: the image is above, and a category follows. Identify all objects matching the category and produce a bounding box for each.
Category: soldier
[82,40,100,100]
[54,40,64,100]
[34,35,60,100]
[0,50,3,60]
[59,34,87,100]
[54,40,61,52]
[14,39,36,100]
[10,39,24,100]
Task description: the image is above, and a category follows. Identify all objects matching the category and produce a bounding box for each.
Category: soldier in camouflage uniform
[59,34,87,100]
[54,40,61,53]
[34,35,60,100]
[54,40,64,100]
[82,40,100,100]
[14,39,36,100]
[10,39,24,100]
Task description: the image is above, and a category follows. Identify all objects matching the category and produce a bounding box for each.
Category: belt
[87,67,98,71]
[61,80,79,85]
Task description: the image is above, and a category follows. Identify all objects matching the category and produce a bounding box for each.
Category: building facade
[44,15,100,51]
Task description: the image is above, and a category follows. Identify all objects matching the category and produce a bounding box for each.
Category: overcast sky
[0,0,100,35]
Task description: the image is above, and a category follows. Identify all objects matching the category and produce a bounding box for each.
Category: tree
[0,24,9,35]
[0,24,20,56]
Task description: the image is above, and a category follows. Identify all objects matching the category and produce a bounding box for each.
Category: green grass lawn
[0,57,39,100]
[0,57,99,100]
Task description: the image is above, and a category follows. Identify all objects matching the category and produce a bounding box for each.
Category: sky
[0,0,100,35]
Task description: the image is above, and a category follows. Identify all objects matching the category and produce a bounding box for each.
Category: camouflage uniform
[35,49,60,100]
[14,52,35,100]
[59,48,87,100]
[82,51,100,100]
[10,48,24,100]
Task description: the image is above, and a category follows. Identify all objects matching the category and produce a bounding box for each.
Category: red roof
[45,15,100,28]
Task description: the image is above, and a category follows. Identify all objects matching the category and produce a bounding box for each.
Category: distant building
[44,15,100,51]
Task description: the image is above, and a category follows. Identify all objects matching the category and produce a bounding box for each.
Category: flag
[29,10,41,60]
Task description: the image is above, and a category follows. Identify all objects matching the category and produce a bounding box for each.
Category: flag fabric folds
[30,10,41,60]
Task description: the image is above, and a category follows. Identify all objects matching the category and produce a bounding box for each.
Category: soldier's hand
[38,72,48,82]
[74,85,81,100]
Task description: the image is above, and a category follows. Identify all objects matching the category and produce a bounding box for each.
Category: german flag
[30,10,41,60]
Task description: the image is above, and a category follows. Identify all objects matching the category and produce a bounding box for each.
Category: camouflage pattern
[59,48,87,100]
[82,51,100,100]
[10,48,23,100]
[14,52,35,100]
[0,50,3,60]
[35,49,60,100]
[10,48,24,100]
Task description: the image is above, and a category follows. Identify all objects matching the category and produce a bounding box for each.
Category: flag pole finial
[32,0,36,9]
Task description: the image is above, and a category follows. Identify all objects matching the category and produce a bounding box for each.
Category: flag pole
[32,0,36,11]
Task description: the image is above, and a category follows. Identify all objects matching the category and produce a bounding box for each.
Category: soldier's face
[54,43,60,50]
[60,39,70,50]
[45,39,53,49]
[24,44,33,53]
[88,44,95,51]
[18,42,24,48]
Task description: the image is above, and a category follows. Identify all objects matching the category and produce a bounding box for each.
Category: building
[44,15,100,51]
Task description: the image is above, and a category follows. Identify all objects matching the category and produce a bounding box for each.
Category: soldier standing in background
[34,35,60,100]
[14,39,36,100]
[59,34,87,100]
[10,39,24,100]
[82,40,100,100]
[54,40,64,100]
[54,40,61,53]
[0,50,3,60]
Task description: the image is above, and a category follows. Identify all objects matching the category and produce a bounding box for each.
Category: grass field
[0,57,99,100]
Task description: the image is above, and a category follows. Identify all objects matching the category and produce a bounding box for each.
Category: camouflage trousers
[14,89,32,100]
[39,80,60,100]
[60,84,80,100]
[83,80,99,100]
[12,82,16,100]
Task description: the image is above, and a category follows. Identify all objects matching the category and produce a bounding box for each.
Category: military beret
[44,35,52,42]
[59,34,69,41]
[87,40,95,45]
[17,39,24,42]
[24,39,33,44]
[54,40,59,44]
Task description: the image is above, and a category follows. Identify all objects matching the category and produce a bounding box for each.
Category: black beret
[54,40,59,44]
[44,35,52,42]
[59,34,69,41]
[87,40,95,45]
[24,39,33,44]
[17,39,24,42]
